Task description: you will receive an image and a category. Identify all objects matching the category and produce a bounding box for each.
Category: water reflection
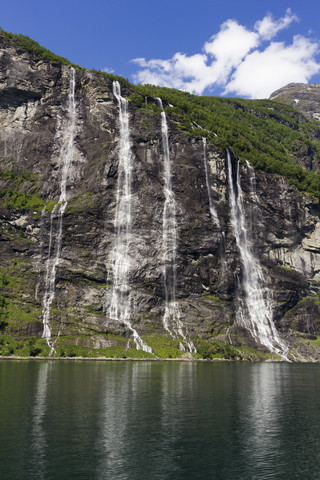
[241,364,290,479]
[1,362,320,480]
[159,363,197,478]
[30,362,50,479]
[96,363,133,479]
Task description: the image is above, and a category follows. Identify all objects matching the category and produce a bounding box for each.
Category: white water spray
[157,98,195,352]
[109,81,152,354]
[41,67,77,354]
[226,150,288,358]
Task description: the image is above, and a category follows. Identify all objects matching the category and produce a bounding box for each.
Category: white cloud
[131,10,320,99]
[254,8,298,41]
[225,35,320,98]
[204,20,259,80]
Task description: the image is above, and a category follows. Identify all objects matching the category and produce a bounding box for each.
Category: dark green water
[1,361,320,480]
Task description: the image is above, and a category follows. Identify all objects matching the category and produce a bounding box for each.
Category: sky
[1,0,320,99]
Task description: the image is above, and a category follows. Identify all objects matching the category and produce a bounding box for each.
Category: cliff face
[1,36,320,360]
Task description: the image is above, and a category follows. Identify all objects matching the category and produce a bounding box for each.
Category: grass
[142,334,186,358]
[0,335,49,357]
[0,328,282,360]
[0,190,44,210]
[308,337,320,347]
[0,299,40,324]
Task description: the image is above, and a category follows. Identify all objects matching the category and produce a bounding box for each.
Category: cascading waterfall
[41,67,77,354]
[202,138,220,228]
[157,98,195,352]
[226,150,288,358]
[110,81,152,354]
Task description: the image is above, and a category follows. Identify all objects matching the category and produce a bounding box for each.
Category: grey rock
[1,37,320,360]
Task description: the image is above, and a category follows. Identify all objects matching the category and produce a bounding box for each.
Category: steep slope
[1,31,320,360]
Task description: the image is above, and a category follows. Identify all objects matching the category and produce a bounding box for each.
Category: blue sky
[1,0,320,98]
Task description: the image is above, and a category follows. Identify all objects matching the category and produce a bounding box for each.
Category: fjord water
[1,362,320,480]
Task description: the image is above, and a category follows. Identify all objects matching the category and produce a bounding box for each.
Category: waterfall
[35,206,46,301]
[41,67,77,354]
[226,150,288,358]
[202,138,226,269]
[202,138,220,227]
[109,81,152,354]
[157,98,195,352]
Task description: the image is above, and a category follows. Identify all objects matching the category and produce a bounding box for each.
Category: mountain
[270,83,320,122]
[1,30,320,361]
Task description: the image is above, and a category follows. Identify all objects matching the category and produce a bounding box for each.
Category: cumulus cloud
[131,10,320,98]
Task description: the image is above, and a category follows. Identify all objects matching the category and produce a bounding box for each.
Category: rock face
[1,36,320,360]
[270,83,320,122]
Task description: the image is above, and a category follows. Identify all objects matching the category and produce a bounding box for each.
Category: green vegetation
[309,336,320,347]
[0,167,45,211]
[0,259,40,331]
[0,297,40,324]
[0,169,37,182]
[295,291,320,307]
[0,326,278,360]
[195,338,240,359]
[0,168,57,213]
[65,192,97,214]
[0,335,49,356]
[0,190,44,210]
[203,293,228,304]
[142,334,187,358]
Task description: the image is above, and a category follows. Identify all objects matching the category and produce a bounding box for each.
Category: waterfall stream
[41,67,77,354]
[202,138,220,227]
[157,98,195,352]
[226,150,288,358]
[110,81,152,354]
[35,206,46,301]
[202,137,226,269]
